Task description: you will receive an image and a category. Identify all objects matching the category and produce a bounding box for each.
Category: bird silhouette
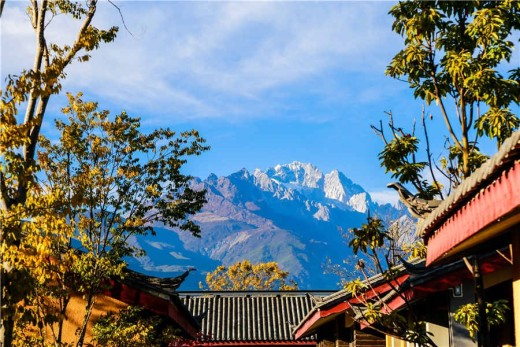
[387,182,441,219]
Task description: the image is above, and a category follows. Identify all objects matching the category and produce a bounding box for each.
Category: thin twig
[422,105,444,199]
[108,0,134,37]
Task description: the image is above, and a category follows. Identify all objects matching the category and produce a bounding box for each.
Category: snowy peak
[134,162,407,290]
[252,169,296,200]
[210,162,385,219]
[349,192,371,214]
[253,169,274,192]
[324,170,349,203]
[266,161,324,189]
[323,169,369,212]
[256,162,375,214]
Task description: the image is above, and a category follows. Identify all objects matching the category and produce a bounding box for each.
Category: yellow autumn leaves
[203,260,298,291]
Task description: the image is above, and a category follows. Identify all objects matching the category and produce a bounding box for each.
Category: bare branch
[0,172,9,211]
[427,46,463,151]
[370,120,387,144]
[108,0,133,37]
[422,105,444,199]
[23,0,48,129]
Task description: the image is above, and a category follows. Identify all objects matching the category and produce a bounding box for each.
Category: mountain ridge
[127,161,404,290]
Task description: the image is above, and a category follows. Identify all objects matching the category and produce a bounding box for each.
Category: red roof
[105,278,200,338]
[425,161,520,264]
[293,273,409,339]
[418,131,520,265]
[293,251,511,339]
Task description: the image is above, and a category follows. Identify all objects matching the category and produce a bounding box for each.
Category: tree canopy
[92,306,180,347]
[1,2,209,345]
[203,260,298,291]
[4,94,209,347]
[343,2,520,345]
[1,1,119,345]
[377,0,520,199]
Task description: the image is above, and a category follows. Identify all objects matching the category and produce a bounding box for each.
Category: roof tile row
[180,292,331,342]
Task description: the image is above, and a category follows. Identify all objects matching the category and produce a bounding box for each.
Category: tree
[345,2,520,345]
[342,216,435,346]
[92,306,180,347]
[1,1,117,346]
[454,300,509,342]
[3,93,208,347]
[377,1,520,198]
[202,260,298,291]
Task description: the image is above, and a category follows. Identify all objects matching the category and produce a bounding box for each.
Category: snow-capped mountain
[263,162,375,215]
[127,162,405,290]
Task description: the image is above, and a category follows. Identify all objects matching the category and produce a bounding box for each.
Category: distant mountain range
[126,162,406,290]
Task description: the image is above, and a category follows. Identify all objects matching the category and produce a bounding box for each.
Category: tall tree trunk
[0,0,6,17]
[1,1,105,345]
[76,294,95,347]
[0,315,15,347]
[57,294,71,344]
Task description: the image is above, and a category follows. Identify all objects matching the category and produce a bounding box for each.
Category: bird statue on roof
[387,182,441,219]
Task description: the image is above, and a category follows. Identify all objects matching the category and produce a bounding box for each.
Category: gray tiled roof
[179,291,332,342]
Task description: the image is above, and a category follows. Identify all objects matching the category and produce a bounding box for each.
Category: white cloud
[2,1,398,122]
[369,190,399,206]
[1,5,35,75]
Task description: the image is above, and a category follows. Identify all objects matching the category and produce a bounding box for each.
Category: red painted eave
[293,301,351,340]
[294,274,408,339]
[105,280,199,338]
[425,161,520,265]
[299,254,510,334]
[348,274,409,305]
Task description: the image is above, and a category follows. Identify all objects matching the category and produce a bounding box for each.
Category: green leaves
[387,0,519,108]
[40,92,209,249]
[1,1,123,345]
[454,300,509,341]
[378,134,427,186]
[92,306,179,347]
[440,144,488,181]
[29,94,208,345]
[475,108,520,147]
[383,0,519,189]
[348,217,388,255]
[345,278,368,295]
[340,214,432,345]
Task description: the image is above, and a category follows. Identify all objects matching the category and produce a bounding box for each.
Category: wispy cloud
[3,1,398,122]
[369,190,399,206]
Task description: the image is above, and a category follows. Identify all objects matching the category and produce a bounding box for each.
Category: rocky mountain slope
[127,162,404,289]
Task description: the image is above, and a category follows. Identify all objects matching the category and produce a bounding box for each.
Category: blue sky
[3,1,518,205]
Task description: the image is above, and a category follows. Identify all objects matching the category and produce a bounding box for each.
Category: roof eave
[417,131,520,239]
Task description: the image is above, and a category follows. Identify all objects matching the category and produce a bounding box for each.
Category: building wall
[385,336,408,347]
[354,330,385,347]
[317,316,353,347]
[38,292,128,346]
[315,315,385,347]
[449,280,477,347]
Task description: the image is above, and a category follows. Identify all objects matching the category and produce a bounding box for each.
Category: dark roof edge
[176,290,336,296]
